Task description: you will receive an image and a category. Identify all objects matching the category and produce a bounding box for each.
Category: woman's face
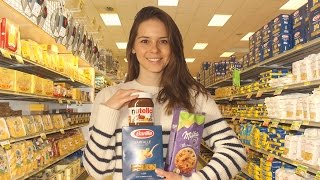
[133,18,171,76]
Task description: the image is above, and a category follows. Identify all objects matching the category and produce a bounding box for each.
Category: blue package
[293,25,308,47]
[292,3,309,28]
[122,126,164,180]
[309,0,320,12]
[262,23,273,43]
[262,40,272,60]
[309,6,320,40]
[271,14,292,35]
[272,32,292,56]
[254,45,263,62]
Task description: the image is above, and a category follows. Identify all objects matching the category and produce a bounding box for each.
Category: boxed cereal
[122,125,163,180]
[165,109,205,177]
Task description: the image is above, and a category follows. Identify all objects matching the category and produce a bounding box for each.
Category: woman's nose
[149,42,160,53]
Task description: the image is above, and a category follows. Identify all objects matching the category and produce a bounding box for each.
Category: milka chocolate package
[165,109,205,176]
[122,125,164,179]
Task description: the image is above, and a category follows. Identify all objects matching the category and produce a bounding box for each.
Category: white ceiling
[66,0,296,77]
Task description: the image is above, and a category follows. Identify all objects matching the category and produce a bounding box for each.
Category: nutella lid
[131,92,152,98]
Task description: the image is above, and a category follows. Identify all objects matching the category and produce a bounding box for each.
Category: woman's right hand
[102,89,141,110]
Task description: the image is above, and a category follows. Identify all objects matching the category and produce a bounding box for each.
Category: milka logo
[182,131,199,140]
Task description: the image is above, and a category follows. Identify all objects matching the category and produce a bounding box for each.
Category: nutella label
[128,107,153,124]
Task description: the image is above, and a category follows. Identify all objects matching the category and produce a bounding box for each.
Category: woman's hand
[102,89,141,110]
[155,168,182,180]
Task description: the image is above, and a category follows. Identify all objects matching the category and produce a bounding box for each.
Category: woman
[83,6,246,180]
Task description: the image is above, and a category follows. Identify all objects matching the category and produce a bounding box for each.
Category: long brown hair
[125,6,208,114]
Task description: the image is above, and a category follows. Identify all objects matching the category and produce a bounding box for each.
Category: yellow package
[7,142,26,179]
[15,71,32,94]
[32,115,44,133]
[0,147,10,180]
[6,116,26,138]
[24,140,37,174]
[41,115,54,130]
[20,40,34,61]
[31,75,43,95]
[21,116,37,135]
[42,79,54,97]
[0,67,16,91]
[51,114,64,129]
[0,118,10,140]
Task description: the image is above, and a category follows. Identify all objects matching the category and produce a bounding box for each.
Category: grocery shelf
[201,142,214,154]
[241,170,254,179]
[224,117,320,127]
[0,123,88,144]
[20,145,85,180]
[0,50,92,88]
[214,79,320,101]
[75,168,87,180]
[206,38,320,89]
[245,145,320,175]
[0,89,91,104]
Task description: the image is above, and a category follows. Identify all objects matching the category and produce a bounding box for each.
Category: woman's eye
[160,39,168,44]
[141,39,148,43]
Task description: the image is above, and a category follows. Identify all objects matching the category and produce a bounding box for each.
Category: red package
[0,18,19,52]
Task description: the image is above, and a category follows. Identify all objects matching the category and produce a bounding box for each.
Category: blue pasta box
[122,125,164,180]
[262,40,272,60]
[292,3,309,29]
[293,25,308,46]
[271,14,292,35]
[309,0,320,12]
[249,33,255,50]
[262,22,273,43]
[254,45,263,62]
[309,6,320,40]
[272,32,292,56]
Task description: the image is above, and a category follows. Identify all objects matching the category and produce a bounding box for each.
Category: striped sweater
[82,80,247,180]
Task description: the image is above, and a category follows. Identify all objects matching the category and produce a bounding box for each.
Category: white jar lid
[131,92,152,98]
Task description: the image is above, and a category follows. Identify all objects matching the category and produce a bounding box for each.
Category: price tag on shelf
[239,117,245,123]
[290,121,302,130]
[0,140,11,150]
[58,98,63,104]
[270,120,280,128]
[231,116,237,121]
[274,87,283,95]
[315,171,320,180]
[295,165,308,178]
[302,120,310,125]
[256,90,263,98]
[266,154,275,162]
[70,77,75,82]
[280,119,286,123]
[229,96,234,101]
[262,119,271,126]
[0,49,12,59]
[40,133,47,139]
[60,129,65,134]
[295,45,302,50]
[304,81,311,86]
[283,85,289,89]
[67,100,71,105]
[14,55,24,64]
[246,93,253,99]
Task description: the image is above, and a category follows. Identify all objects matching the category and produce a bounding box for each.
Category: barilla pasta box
[165,109,205,177]
[122,125,164,179]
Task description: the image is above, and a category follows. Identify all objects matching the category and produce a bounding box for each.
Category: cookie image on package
[174,147,196,174]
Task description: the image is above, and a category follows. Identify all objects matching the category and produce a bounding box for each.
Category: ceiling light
[220,52,235,57]
[116,42,127,49]
[185,58,195,62]
[124,58,127,62]
[193,43,208,50]
[279,0,307,10]
[208,14,232,27]
[100,13,121,26]
[158,0,179,6]
[241,32,255,41]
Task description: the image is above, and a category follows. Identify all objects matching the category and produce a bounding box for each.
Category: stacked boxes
[271,14,293,56]
[292,4,309,46]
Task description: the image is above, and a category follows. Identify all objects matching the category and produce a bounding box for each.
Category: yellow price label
[280,119,286,123]
[271,120,280,128]
[256,90,263,98]
[295,165,308,177]
[315,171,320,180]
[58,98,63,104]
[0,49,12,59]
[267,154,275,162]
[70,77,75,82]
[246,93,253,99]
[302,120,310,125]
[67,100,71,105]
[239,117,245,123]
[274,87,283,95]
[262,119,271,126]
[304,81,311,86]
[0,140,11,150]
[290,121,302,130]
[40,133,47,139]
[14,55,24,64]
[229,96,234,101]
[60,129,65,134]
[295,45,302,50]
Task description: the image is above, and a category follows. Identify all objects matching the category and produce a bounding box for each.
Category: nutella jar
[128,92,154,126]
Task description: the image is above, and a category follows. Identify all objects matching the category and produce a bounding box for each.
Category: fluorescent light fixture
[185,58,195,62]
[193,43,208,50]
[279,0,307,10]
[158,0,179,6]
[208,14,232,27]
[116,42,127,49]
[100,13,121,26]
[220,52,235,57]
[124,58,127,62]
[241,32,255,41]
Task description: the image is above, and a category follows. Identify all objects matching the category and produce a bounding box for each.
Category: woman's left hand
[155,168,182,180]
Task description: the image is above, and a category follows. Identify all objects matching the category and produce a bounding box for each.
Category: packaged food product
[24,140,37,174]
[15,71,32,94]
[0,67,16,91]
[128,92,154,126]
[31,75,43,95]
[122,126,163,180]
[0,147,10,180]
[21,116,37,135]
[40,115,53,130]
[6,116,26,138]
[32,115,44,133]
[7,141,26,179]
[165,109,205,176]
[42,79,54,97]
[0,118,10,140]
[51,114,64,129]
[0,18,19,52]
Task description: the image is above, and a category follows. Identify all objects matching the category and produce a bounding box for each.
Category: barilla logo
[313,14,320,22]
[131,129,154,139]
[282,35,289,41]
[131,107,153,115]
[293,11,299,17]
[294,32,301,38]
[273,37,279,43]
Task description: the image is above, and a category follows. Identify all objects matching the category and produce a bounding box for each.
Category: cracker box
[122,125,164,180]
[165,109,205,177]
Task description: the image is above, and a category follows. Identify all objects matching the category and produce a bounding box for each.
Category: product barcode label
[256,91,263,98]
[295,165,308,177]
[290,121,302,130]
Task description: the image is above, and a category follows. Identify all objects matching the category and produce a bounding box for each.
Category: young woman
[83,6,246,180]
